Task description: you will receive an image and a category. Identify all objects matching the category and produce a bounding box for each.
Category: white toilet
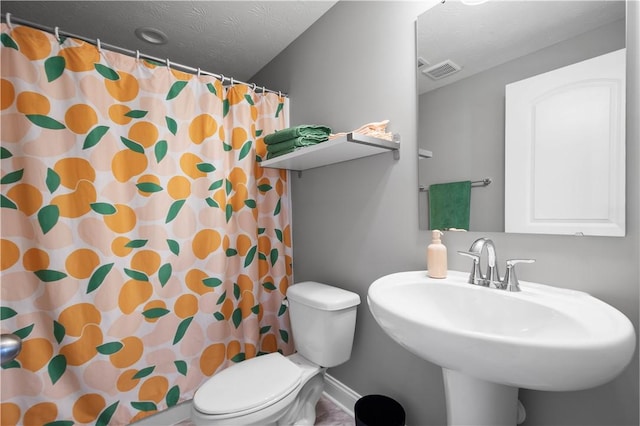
[191,281,361,426]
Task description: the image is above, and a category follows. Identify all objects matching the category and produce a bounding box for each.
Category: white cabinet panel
[505,49,625,236]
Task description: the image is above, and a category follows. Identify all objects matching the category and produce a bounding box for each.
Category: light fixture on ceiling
[134,27,168,45]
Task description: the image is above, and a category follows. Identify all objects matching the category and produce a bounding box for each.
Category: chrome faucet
[458,238,535,292]
[458,238,501,288]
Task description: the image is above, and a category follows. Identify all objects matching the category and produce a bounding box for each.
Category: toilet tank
[287,281,360,367]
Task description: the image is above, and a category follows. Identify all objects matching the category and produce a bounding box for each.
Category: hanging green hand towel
[428,181,472,231]
[264,125,331,145]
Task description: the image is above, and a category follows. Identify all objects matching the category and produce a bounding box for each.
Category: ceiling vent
[421,60,462,80]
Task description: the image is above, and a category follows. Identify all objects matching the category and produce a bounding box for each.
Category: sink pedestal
[443,369,518,426]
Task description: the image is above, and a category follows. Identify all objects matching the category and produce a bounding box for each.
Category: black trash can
[354,394,405,426]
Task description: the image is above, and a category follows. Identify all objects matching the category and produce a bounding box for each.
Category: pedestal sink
[367,271,636,426]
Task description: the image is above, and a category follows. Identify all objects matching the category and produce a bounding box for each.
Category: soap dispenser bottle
[427,230,447,278]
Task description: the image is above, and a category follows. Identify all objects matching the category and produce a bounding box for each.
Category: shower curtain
[0,24,294,425]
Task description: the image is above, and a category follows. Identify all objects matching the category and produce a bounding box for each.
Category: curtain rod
[1,13,288,98]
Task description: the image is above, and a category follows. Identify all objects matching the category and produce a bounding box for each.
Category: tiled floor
[177,395,354,425]
[314,395,355,426]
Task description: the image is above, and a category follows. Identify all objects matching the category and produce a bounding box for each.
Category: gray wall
[418,18,625,232]
[253,2,639,425]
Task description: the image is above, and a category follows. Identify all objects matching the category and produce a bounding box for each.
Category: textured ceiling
[417,0,625,94]
[1,1,337,82]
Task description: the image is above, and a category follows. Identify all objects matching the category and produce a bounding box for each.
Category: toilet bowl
[191,281,360,426]
[191,352,325,426]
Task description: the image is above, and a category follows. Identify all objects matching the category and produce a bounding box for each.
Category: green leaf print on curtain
[0,23,293,425]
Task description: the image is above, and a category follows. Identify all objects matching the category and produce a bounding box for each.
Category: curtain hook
[135,50,140,61]
[278,91,282,98]
[230,77,234,86]
[96,38,102,53]
[251,83,257,92]
[219,74,225,84]
[197,67,201,77]
[5,13,12,30]
[54,26,60,42]
[166,58,171,70]
[262,86,266,94]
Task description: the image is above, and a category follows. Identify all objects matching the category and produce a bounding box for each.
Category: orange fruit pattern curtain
[0,24,294,425]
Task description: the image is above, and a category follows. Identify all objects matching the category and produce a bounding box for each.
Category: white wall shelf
[259,133,400,172]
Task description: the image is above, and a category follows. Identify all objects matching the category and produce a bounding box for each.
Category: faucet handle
[458,251,480,260]
[458,251,484,285]
[506,259,535,266]
[502,259,535,292]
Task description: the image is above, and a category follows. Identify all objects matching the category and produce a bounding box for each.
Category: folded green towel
[264,125,331,145]
[266,136,327,154]
[266,147,297,159]
[428,181,472,231]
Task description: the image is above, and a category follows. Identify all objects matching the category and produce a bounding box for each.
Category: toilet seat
[193,352,302,417]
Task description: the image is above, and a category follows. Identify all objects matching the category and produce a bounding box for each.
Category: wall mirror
[417,0,626,235]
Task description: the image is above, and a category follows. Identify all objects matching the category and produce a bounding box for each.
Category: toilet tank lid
[287,281,361,310]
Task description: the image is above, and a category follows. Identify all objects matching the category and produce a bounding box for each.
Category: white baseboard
[130,373,361,425]
[322,373,362,418]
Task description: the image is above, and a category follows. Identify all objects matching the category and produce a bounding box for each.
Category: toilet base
[278,372,325,425]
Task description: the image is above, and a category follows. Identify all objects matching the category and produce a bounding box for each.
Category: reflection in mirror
[416,0,626,233]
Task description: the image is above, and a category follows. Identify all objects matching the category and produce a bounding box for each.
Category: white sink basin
[368,271,636,425]
[368,270,635,391]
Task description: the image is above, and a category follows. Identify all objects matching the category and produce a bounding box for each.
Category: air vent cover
[421,60,462,80]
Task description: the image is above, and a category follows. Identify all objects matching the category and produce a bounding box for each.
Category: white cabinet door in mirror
[505,49,625,237]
